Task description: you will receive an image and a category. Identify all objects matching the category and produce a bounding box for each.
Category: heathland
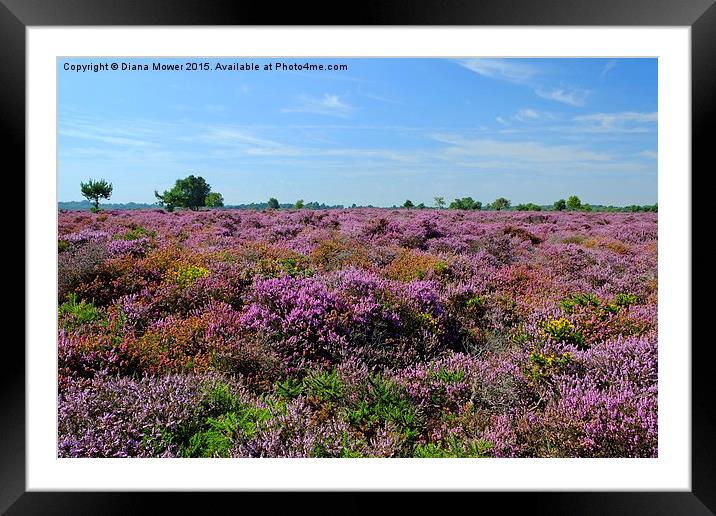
[58,208,657,458]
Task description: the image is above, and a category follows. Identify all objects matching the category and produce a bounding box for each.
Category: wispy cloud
[431,134,612,167]
[573,111,657,133]
[637,150,658,159]
[457,59,537,84]
[196,127,305,157]
[514,109,540,121]
[59,128,158,147]
[195,125,428,164]
[535,87,590,107]
[282,94,354,117]
[358,89,401,104]
[59,115,163,147]
[458,60,591,107]
[600,60,617,79]
[512,108,557,122]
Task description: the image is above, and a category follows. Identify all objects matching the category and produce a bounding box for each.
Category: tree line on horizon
[76,175,658,213]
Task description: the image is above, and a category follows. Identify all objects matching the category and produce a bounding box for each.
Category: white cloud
[574,112,657,133]
[515,109,540,120]
[638,150,658,159]
[59,128,158,147]
[282,94,354,117]
[431,135,612,166]
[457,59,537,83]
[600,60,617,79]
[512,108,556,122]
[194,125,425,164]
[58,115,164,147]
[197,127,305,156]
[456,60,592,107]
[358,90,401,104]
[535,87,590,107]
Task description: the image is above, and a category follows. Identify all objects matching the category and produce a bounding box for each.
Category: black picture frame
[4,0,713,513]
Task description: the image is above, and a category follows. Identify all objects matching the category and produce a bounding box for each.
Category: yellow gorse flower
[416,312,441,334]
[167,265,210,287]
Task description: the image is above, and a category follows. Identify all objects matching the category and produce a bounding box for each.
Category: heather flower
[58,373,240,457]
[57,209,658,458]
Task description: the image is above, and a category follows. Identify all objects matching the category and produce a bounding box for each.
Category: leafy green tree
[267,197,280,210]
[417,202,426,209]
[80,178,113,212]
[449,197,481,210]
[403,199,415,209]
[515,203,542,211]
[434,196,446,209]
[490,197,511,211]
[553,199,567,211]
[155,175,212,211]
[581,203,592,212]
[294,199,305,209]
[205,192,224,207]
[566,195,582,211]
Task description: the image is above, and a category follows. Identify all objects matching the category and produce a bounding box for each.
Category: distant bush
[448,197,482,210]
[515,203,542,211]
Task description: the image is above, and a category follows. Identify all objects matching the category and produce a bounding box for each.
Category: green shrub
[433,261,449,275]
[413,436,493,458]
[275,377,304,400]
[181,405,272,458]
[311,431,364,458]
[525,350,573,385]
[178,383,272,457]
[117,225,156,241]
[560,293,599,313]
[181,413,237,458]
[347,375,419,451]
[202,381,241,415]
[258,256,313,278]
[466,295,485,311]
[58,293,105,332]
[432,366,466,384]
[304,369,343,403]
[614,293,639,307]
[601,293,640,315]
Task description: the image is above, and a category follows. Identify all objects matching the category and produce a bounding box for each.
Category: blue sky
[58,58,657,206]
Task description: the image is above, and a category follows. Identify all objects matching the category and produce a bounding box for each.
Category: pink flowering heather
[58,209,657,457]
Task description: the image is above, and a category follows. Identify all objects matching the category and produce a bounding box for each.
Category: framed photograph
[7,0,713,513]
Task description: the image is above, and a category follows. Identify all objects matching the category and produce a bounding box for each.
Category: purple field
[57,208,657,458]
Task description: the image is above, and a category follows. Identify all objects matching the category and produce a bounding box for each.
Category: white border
[27,27,690,491]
